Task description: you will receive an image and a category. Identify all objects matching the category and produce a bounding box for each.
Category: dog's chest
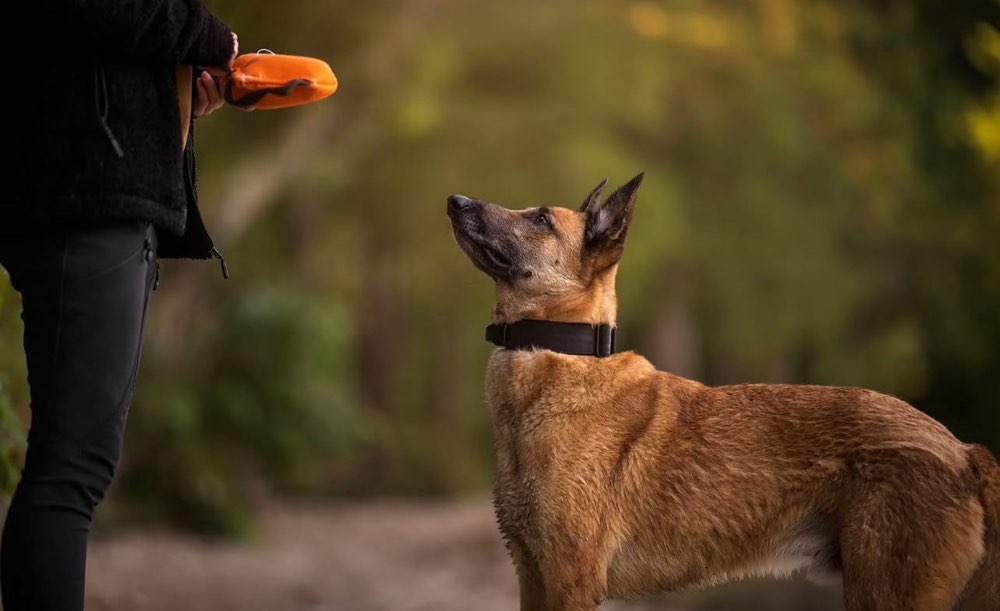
[484,353,559,544]
[488,394,548,545]
[483,350,640,544]
[492,434,536,545]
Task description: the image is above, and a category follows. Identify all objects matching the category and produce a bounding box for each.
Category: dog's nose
[448,194,473,213]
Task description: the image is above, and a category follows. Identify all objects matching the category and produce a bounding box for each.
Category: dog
[446,174,1000,611]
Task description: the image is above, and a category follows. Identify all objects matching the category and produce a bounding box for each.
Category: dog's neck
[492,268,618,326]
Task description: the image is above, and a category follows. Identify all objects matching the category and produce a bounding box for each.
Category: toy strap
[224,78,314,107]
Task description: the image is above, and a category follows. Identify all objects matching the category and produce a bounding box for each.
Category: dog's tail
[963,444,1000,609]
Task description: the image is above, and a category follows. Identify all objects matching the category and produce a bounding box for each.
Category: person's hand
[204,33,239,78]
[195,33,254,115]
[193,70,226,117]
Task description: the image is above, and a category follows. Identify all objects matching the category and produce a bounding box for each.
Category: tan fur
[447,181,1000,611]
[963,445,1000,609]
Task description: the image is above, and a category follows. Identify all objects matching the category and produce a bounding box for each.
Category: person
[0,2,240,609]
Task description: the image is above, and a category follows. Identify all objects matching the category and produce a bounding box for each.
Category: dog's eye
[534,213,552,229]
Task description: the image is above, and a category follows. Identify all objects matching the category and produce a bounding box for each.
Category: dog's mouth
[451,221,514,281]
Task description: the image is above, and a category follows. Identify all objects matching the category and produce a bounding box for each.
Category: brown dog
[446,175,1000,611]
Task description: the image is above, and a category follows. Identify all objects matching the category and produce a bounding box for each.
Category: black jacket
[0,0,234,259]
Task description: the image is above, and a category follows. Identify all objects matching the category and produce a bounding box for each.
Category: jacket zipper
[94,67,125,158]
[184,127,229,278]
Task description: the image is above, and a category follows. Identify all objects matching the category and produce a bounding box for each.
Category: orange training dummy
[225,52,338,110]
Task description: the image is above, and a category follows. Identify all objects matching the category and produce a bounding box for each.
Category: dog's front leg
[511,543,546,611]
[539,565,606,611]
[537,541,608,611]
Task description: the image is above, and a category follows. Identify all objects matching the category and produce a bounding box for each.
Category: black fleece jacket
[0,0,234,259]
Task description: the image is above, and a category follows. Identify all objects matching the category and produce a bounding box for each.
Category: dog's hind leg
[840,481,984,611]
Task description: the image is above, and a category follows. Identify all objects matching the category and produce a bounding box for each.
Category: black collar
[485,319,617,357]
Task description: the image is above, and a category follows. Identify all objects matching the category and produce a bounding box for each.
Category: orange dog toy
[225,52,338,110]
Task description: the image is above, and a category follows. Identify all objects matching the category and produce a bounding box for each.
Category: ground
[81,500,840,611]
[86,500,518,611]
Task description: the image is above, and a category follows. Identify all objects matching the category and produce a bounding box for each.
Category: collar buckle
[595,324,616,357]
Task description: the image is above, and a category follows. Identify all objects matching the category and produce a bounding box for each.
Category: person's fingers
[216,79,228,106]
[193,77,209,117]
[201,72,223,113]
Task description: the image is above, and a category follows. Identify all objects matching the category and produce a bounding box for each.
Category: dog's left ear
[584,173,644,268]
[579,178,608,214]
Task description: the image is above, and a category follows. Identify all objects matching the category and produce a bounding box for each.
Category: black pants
[0,221,157,611]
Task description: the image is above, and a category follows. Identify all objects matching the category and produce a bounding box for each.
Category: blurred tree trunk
[354,244,402,490]
[647,300,701,380]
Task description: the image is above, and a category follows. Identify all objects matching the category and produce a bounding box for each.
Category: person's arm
[40,0,234,68]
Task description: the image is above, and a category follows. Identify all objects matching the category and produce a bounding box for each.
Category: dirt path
[83,500,838,611]
[86,500,521,611]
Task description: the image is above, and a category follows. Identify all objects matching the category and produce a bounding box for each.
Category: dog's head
[447,174,644,324]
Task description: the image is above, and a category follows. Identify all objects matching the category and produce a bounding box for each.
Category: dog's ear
[579,178,608,214]
[584,173,644,268]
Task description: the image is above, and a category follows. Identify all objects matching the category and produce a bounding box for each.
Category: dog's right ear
[584,173,644,248]
[579,178,609,214]
[582,173,644,273]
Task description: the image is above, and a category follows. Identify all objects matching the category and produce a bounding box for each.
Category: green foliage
[116,284,364,534]
[0,280,26,497]
[0,380,25,496]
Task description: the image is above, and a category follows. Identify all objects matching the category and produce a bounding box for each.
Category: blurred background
[3,0,1000,609]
